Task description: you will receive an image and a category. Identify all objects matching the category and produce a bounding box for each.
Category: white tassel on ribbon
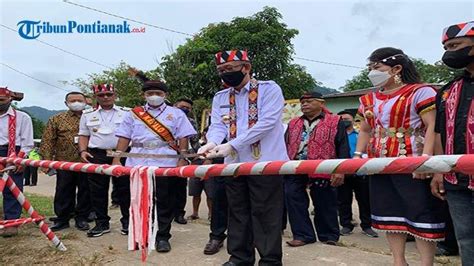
[128,166,159,262]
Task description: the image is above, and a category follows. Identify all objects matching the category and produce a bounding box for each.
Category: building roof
[323,88,374,99]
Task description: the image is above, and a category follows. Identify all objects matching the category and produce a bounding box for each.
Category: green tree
[341,60,463,92]
[70,61,162,107]
[160,6,316,100]
[13,104,45,139]
[71,7,317,127]
[31,116,44,139]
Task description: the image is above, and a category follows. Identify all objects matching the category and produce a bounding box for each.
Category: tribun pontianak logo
[17,20,145,39]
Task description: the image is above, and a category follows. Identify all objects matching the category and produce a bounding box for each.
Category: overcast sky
[1,0,473,110]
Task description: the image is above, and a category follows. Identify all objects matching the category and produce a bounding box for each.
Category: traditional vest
[443,78,474,190]
[286,114,340,179]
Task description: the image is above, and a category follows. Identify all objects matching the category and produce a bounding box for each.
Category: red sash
[131,106,179,152]
[8,109,16,157]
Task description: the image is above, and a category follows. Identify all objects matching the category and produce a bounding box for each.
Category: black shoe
[322,240,338,246]
[87,224,110,237]
[75,220,90,231]
[121,224,128,235]
[174,215,187,224]
[435,246,459,256]
[87,212,96,223]
[340,227,353,236]
[155,240,171,253]
[362,228,379,238]
[222,261,237,266]
[204,239,224,255]
[50,222,70,231]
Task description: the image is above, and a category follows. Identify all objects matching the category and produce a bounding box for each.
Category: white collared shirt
[0,106,34,154]
[79,105,129,149]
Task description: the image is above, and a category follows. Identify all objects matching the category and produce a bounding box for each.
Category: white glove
[207,143,235,159]
[197,142,217,156]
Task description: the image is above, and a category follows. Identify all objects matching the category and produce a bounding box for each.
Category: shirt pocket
[132,119,146,131]
[114,116,124,127]
[86,120,101,133]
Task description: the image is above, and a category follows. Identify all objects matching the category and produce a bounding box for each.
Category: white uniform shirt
[78,105,129,149]
[0,106,34,154]
[115,104,197,167]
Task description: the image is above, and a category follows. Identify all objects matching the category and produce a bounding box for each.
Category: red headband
[0,87,11,97]
[215,50,250,65]
[442,21,474,43]
[92,84,115,94]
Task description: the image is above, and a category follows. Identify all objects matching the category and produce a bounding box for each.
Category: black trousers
[285,175,340,243]
[23,166,38,185]
[111,177,120,205]
[174,177,187,218]
[88,148,130,227]
[438,202,459,253]
[156,176,182,241]
[54,169,91,223]
[210,176,228,241]
[1,146,23,220]
[226,175,283,266]
[337,175,371,229]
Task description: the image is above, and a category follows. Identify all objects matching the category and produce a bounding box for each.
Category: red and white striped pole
[2,155,474,179]
[1,169,67,251]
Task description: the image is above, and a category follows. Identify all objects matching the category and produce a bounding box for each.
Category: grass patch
[0,192,54,218]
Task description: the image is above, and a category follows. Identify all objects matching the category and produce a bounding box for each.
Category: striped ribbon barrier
[2,154,474,260]
[2,154,474,178]
[0,217,45,229]
[0,167,67,251]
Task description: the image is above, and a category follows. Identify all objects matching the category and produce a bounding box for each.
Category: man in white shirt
[0,87,34,237]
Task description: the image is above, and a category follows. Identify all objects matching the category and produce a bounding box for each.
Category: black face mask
[342,120,353,129]
[442,46,474,69]
[0,102,11,112]
[179,107,190,115]
[219,70,246,87]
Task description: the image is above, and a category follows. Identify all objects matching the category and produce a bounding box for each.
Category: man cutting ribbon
[198,50,288,265]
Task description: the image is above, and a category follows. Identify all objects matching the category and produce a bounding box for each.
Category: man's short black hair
[175,98,193,106]
[337,110,355,117]
[65,91,85,101]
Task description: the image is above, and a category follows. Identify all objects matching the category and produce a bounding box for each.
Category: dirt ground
[0,174,461,265]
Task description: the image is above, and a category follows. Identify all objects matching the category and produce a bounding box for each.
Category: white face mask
[368,70,391,87]
[67,101,86,111]
[146,95,165,106]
